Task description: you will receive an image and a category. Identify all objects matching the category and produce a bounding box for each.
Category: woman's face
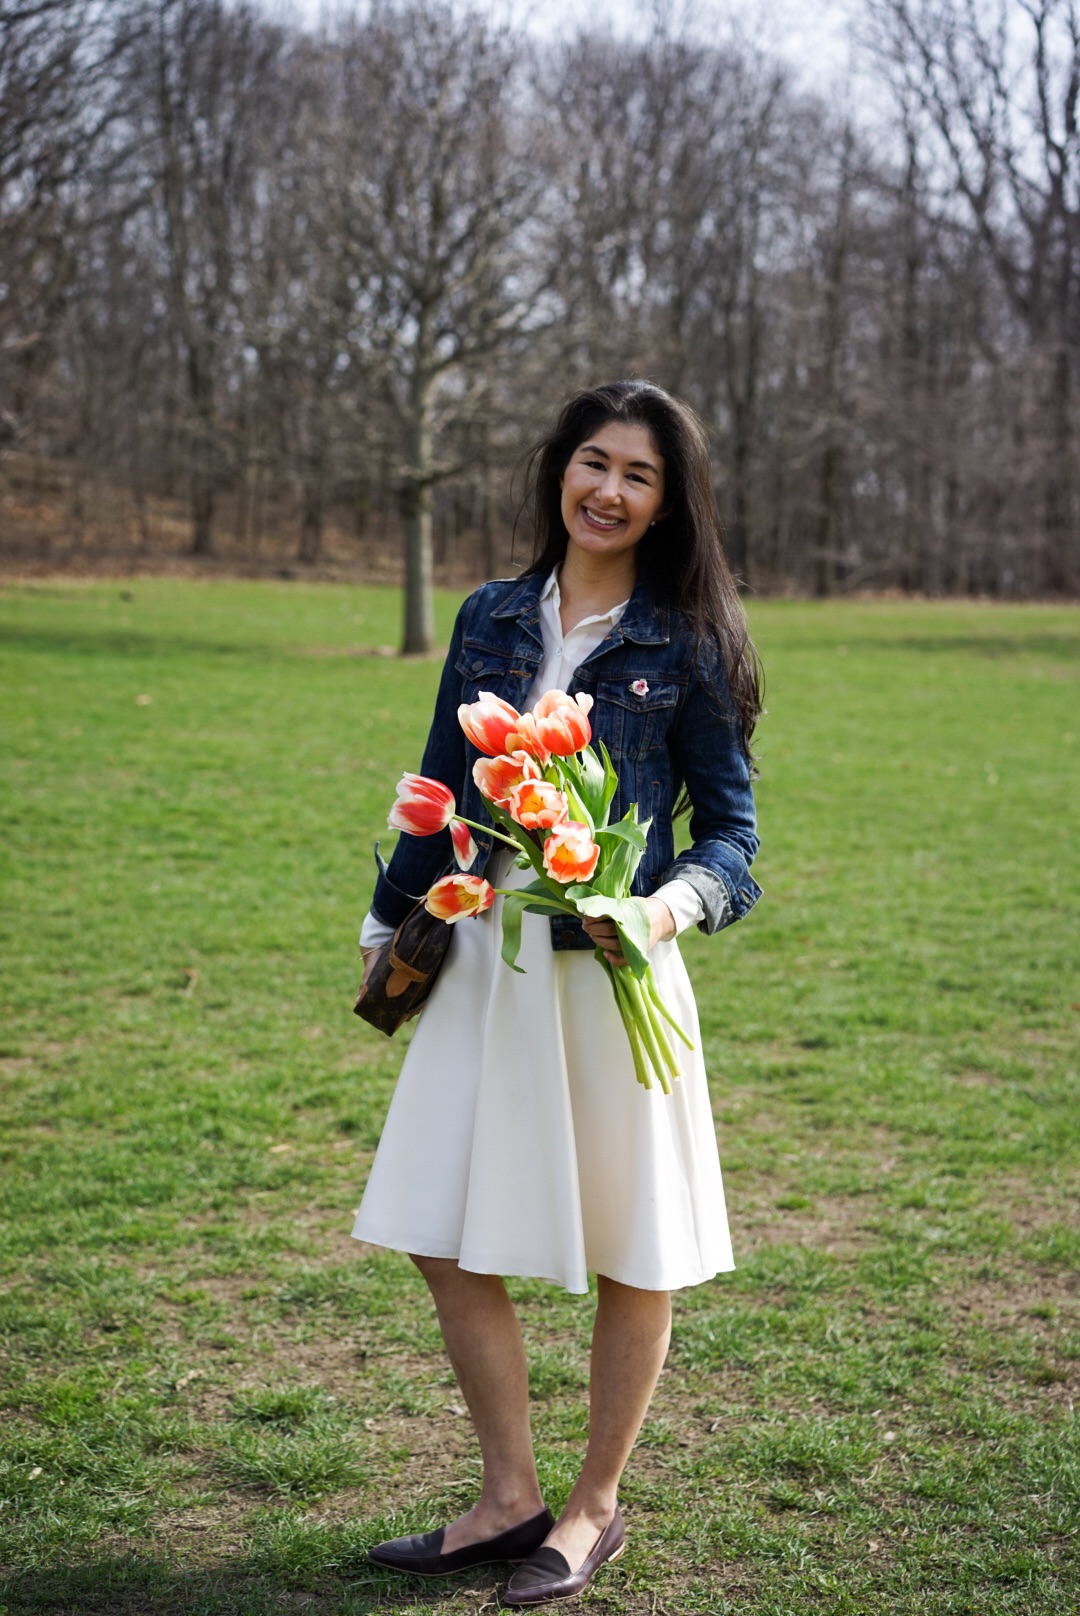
[559,421,666,565]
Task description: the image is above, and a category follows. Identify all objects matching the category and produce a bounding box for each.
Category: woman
[354,381,762,1605]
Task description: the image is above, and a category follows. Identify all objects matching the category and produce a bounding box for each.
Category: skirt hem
[349,1226,733,1295]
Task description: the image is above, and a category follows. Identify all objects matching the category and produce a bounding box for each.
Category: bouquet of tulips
[387,688,693,1093]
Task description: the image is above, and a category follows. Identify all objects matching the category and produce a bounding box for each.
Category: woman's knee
[596,1273,670,1303]
[409,1253,505,1291]
[409,1252,459,1282]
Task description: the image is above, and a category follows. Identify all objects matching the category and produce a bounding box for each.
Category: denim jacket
[371,572,762,950]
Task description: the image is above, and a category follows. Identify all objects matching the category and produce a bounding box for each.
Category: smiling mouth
[582,507,623,530]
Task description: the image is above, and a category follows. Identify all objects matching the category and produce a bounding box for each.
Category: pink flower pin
[630,679,649,697]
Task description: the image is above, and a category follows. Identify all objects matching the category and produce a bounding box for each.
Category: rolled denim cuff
[371,866,424,928]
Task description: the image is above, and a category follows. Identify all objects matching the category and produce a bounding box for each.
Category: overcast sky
[281,0,859,98]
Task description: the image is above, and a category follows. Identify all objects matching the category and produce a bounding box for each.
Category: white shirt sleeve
[650,878,706,935]
[359,911,396,950]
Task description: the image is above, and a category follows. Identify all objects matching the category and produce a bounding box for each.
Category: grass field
[1,578,1077,1616]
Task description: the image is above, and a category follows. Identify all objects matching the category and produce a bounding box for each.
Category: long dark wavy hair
[517,380,763,762]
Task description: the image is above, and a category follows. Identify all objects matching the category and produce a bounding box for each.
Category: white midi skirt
[352,852,734,1293]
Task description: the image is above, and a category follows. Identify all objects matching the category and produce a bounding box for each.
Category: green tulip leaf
[500,894,528,973]
[573,894,652,977]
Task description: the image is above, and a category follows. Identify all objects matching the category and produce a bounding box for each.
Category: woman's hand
[581,898,676,967]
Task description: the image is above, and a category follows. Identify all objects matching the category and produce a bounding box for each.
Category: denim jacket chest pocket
[582,675,684,760]
[455,637,540,708]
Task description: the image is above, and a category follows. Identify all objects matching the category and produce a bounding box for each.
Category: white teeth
[585,508,621,528]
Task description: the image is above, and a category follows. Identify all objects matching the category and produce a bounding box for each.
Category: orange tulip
[503,711,551,767]
[542,820,600,884]
[389,773,455,836]
[425,873,495,921]
[532,689,594,756]
[457,692,525,757]
[506,778,569,831]
[472,749,542,807]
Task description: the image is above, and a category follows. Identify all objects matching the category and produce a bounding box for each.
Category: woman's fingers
[581,915,627,966]
[582,899,676,967]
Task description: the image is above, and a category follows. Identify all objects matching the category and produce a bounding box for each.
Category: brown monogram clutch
[352,900,452,1037]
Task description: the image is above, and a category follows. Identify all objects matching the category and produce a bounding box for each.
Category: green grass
[1,579,1077,1614]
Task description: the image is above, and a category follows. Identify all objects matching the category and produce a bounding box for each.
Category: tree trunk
[298,495,323,563]
[401,379,435,654]
[190,454,214,555]
[1043,342,1075,593]
[189,375,215,555]
[814,440,839,598]
[728,424,751,587]
[481,467,496,580]
[298,455,325,563]
[814,129,852,598]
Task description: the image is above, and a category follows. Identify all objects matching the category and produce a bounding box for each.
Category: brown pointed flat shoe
[503,1508,626,1605]
[367,1506,554,1577]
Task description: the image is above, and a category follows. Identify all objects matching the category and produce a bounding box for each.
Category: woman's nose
[595,470,621,503]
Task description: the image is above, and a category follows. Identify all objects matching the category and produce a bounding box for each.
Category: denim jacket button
[471,659,484,673]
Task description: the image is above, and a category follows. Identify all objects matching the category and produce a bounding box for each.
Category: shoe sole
[368,1554,520,1577]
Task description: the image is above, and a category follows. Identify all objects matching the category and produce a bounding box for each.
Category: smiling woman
[352,379,764,1604]
[559,423,667,566]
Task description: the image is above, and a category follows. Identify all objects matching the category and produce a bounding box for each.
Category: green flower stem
[640,982,675,1085]
[643,976,683,1079]
[549,758,591,829]
[487,887,574,913]
[625,971,673,1095]
[610,964,653,1089]
[455,816,521,850]
[644,971,695,1050]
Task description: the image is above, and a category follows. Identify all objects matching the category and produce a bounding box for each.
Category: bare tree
[324,1,551,651]
[0,1,122,458]
[3,0,1077,600]
[865,0,1080,590]
[122,0,285,554]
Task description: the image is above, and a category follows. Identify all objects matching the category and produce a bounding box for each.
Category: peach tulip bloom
[472,749,541,807]
[457,692,524,757]
[542,820,600,884]
[425,873,495,921]
[503,711,551,768]
[532,689,594,756]
[389,773,455,836]
[506,778,569,831]
[450,819,478,870]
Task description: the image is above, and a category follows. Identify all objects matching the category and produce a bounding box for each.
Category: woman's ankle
[478,1480,546,1522]
[556,1485,618,1529]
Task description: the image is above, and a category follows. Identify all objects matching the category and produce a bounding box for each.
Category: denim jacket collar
[490,569,670,651]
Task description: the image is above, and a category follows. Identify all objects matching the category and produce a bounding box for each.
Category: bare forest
[2,0,1079,642]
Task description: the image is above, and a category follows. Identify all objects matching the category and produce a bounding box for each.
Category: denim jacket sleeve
[369,599,471,929]
[661,642,762,935]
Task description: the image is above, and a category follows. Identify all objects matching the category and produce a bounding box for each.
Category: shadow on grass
[0,1553,505,1615]
[0,622,279,663]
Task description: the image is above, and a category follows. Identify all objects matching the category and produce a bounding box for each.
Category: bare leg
[542,1274,671,1570]
[410,1254,545,1551]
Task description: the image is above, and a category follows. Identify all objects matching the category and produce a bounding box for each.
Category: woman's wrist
[645,897,677,947]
